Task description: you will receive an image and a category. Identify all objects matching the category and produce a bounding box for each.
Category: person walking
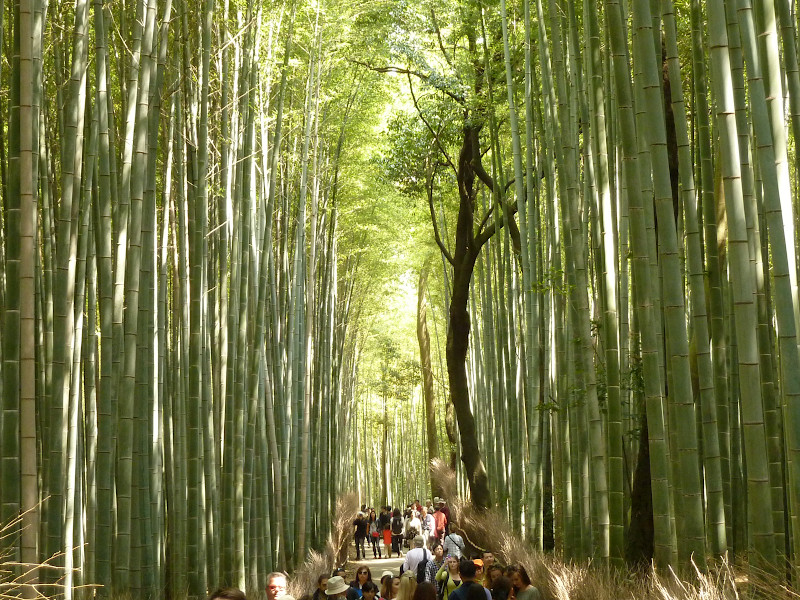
[420,508,435,548]
[350,565,373,597]
[432,506,446,543]
[406,512,422,550]
[484,566,502,590]
[267,573,288,600]
[325,577,353,600]
[401,536,431,577]
[209,589,247,600]
[362,582,380,600]
[424,543,445,585]
[312,575,330,600]
[480,553,496,588]
[396,572,418,600]
[381,577,400,600]
[391,508,405,557]
[354,512,369,560]
[446,561,490,600]
[368,510,382,558]
[435,556,461,600]
[437,500,450,534]
[488,576,511,600]
[507,566,541,600]
[442,530,465,560]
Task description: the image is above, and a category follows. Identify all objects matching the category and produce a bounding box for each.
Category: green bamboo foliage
[8,0,800,593]
[582,0,623,565]
[20,0,38,559]
[661,0,726,558]
[0,0,374,595]
[632,0,707,567]
[1,0,21,546]
[707,0,776,568]
[733,0,800,562]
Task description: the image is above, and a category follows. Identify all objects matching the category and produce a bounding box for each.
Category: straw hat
[325,576,349,596]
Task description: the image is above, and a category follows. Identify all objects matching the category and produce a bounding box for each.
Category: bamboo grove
[4,0,800,597]
[0,0,392,597]
[357,0,800,583]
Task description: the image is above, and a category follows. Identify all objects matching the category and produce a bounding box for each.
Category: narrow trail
[345,541,405,579]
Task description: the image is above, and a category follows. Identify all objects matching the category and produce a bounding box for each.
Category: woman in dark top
[390,508,405,557]
[368,509,382,558]
[353,513,369,560]
[349,565,373,597]
[311,575,330,600]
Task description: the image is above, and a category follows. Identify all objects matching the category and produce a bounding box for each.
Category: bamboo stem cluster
[0,0,372,597]
[376,0,800,580]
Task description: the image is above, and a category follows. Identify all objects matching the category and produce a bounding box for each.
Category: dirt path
[344,540,405,580]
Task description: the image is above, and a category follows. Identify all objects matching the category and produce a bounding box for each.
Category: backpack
[391,517,404,535]
[416,550,430,583]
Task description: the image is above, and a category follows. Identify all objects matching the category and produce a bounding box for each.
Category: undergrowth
[287,493,359,600]
[1,511,66,600]
[430,459,799,600]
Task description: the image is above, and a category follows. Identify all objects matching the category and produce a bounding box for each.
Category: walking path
[345,543,404,578]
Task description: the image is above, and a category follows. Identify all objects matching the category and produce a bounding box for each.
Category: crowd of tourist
[351,498,452,560]
[297,546,541,600]
[203,497,542,600]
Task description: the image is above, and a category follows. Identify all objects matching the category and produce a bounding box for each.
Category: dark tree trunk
[444,121,492,510]
[626,413,654,567]
[447,253,491,509]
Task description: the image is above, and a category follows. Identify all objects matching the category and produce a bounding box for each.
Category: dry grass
[429,460,800,600]
[287,493,360,599]
[0,511,71,600]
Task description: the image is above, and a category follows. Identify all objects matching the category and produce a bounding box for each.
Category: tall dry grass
[1,512,69,600]
[429,459,799,600]
[287,493,360,599]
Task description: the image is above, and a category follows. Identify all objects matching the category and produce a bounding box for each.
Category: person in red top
[436,499,451,534]
[432,506,447,542]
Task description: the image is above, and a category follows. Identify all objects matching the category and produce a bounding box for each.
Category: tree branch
[427,164,455,266]
[430,9,454,69]
[470,157,498,196]
[474,197,521,253]
[408,72,458,176]
[477,203,494,233]
[348,58,465,104]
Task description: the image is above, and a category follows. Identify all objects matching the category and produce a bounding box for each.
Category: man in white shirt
[401,536,431,576]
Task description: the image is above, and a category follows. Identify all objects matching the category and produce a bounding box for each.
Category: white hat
[325,576,349,596]
[380,570,394,580]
